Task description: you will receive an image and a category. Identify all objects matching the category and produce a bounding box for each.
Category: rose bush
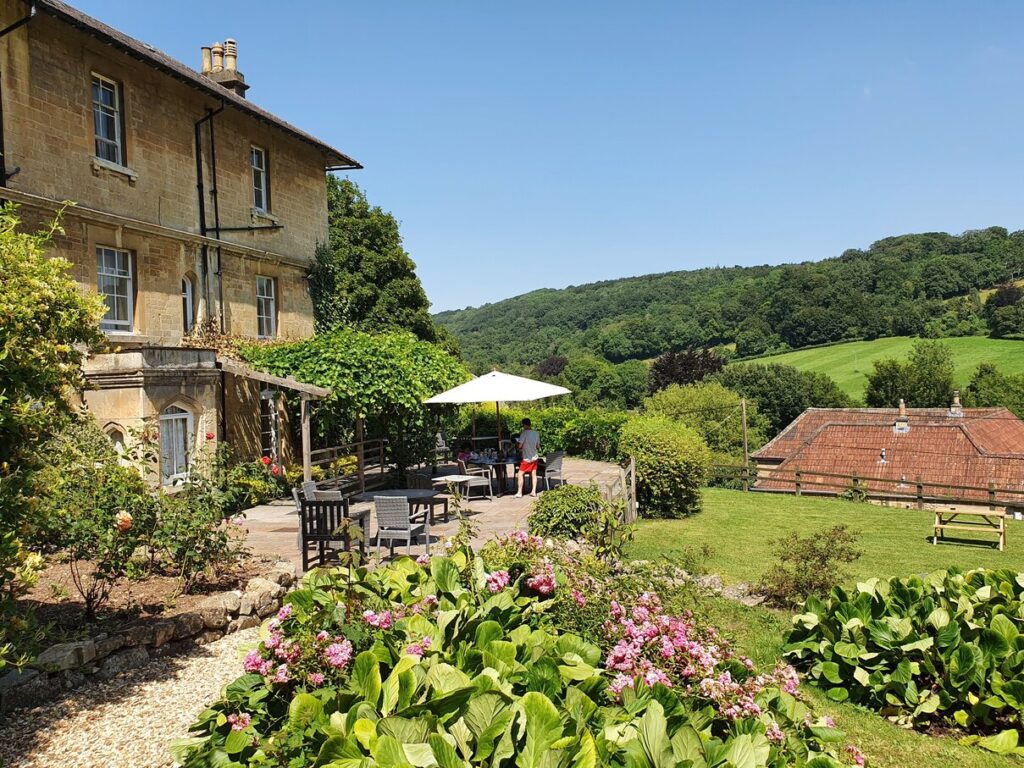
[174,538,860,767]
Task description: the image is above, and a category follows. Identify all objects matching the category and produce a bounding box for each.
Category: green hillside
[744,336,1024,400]
[435,227,1024,372]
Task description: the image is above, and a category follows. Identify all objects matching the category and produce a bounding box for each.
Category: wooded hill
[435,227,1024,371]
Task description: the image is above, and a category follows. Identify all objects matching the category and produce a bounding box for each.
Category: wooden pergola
[217,357,331,482]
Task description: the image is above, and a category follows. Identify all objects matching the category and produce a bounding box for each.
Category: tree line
[436,226,1024,372]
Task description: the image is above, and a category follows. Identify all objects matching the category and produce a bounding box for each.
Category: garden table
[468,457,518,494]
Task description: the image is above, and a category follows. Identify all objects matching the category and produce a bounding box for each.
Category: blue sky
[77,1,1024,312]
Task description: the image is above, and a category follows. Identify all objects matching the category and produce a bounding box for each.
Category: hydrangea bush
[175,538,860,767]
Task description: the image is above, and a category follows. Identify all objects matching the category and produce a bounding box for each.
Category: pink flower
[572,589,586,607]
[308,672,325,686]
[765,721,785,744]
[363,610,393,630]
[273,664,290,684]
[526,564,555,595]
[227,712,251,731]
[845,745,866,767]
[405,643,426,658]
[276,604,293,621]
[416,553,431,566]
[315,630,329,643]
[323,640,353,669]
[486,570,510,593]
[230,516,245,527]
[243,649,263,673]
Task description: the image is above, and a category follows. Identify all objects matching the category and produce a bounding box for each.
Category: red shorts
[520,460,538,473]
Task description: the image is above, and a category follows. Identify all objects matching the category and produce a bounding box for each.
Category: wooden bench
[933,508,1006,551]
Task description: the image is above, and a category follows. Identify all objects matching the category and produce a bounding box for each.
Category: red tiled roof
[753,407,1024,503]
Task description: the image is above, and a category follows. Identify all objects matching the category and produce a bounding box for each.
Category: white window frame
[182,276,195,333]
[251,145,268,212]
[159,405,193,485]
[91,73,124,166]
[256,276,276,339]
[96,246,134,332]
[259,390,281,461]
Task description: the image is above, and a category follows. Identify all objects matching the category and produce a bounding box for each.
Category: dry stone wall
[0,561,297,713]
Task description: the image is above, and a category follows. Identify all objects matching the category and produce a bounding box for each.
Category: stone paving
[244,457,621,571]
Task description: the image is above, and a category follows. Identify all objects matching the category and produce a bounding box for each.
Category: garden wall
[0,561,296,713]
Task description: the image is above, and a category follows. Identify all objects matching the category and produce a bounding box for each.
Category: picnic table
[933,508,1006,551]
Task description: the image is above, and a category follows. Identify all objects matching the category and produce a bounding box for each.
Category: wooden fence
[712,464,1024,511]
[606,456,638,523]
[310,438,390,493]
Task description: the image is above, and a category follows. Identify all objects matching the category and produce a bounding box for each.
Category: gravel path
[0,628,258,768]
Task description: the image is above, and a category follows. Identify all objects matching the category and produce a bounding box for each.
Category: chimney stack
[894,399,910,433]
[949,390,963,417]
[201,39,249,98]
[224,39,237,71]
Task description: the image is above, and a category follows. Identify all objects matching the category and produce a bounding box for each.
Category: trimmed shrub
[528,484,608,539]
[757,525,862,607]
[563,409,628,460]
[619,415,710,518]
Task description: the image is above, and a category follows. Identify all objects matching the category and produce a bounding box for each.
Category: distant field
[740,336,1024,400]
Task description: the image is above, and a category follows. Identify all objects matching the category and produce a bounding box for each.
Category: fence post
[742,464,749,493]
[916,476,924,509]
[852,472,860,497]
[629,456,637,522]
[989,482,997,511]
[795,468,802,496]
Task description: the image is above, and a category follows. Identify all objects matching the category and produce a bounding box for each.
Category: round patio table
[468,457,518,494]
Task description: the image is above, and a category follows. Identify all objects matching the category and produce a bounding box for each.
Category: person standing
[514,418,541,498]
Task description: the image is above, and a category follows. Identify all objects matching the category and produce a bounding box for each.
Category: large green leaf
[431,557,462,595]
[288,692,324,730]
[638,701,674,768]
[976,729,1019,754]
[353,651,383,706]
[517,692,563,768]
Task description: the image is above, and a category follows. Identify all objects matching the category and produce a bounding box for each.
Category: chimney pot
[224,39,237,72]
[949,389,963,417]
[211,42,223,72]
[200,46,212,74]
[894,399,910,433]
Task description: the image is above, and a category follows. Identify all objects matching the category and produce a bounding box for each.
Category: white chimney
[949,390,963,418]
[200,46,212,74]
[211,42,224,72]
[894,399,910,434]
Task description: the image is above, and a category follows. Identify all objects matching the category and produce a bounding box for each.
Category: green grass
[740,336,1024,400]
[630,488,1024,584]
[634,489,1024,767]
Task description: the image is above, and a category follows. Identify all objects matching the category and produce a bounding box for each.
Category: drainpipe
[193,104,224,327]
[0,2,37,189]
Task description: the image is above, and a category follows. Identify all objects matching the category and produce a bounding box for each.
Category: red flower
[205,431,215,441]
[260,456,271,466]
[270,464,280,476]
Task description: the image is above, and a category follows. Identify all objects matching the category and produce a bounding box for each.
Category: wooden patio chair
[299,496,366,572]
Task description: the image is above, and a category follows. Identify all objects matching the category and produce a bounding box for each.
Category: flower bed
[174,537,860,767]
[785,567,1024,756]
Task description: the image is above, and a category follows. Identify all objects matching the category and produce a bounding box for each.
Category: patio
[244,457,623,570]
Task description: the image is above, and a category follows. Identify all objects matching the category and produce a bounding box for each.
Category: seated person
[456,443,473,462]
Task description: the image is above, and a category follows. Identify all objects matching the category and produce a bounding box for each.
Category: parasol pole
[496,401,502,447]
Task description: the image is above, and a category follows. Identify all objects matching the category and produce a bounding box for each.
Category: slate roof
[753,407,1024,503]
[29,0,361,170]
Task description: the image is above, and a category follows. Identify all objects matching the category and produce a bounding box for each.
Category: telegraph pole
[741,398,750,491]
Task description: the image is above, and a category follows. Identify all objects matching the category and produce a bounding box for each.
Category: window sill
[250,208,279,225]
[102,331,160,347]
[91,157,138,185]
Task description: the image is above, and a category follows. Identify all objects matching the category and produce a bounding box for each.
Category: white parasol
[425,371,570,444]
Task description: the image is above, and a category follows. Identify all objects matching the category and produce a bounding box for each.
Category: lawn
[633,489,1024,767]
[629,487,1024,585]
[740,336,1024,400]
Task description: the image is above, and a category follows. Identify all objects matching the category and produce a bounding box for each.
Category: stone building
[0,0,358,482]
